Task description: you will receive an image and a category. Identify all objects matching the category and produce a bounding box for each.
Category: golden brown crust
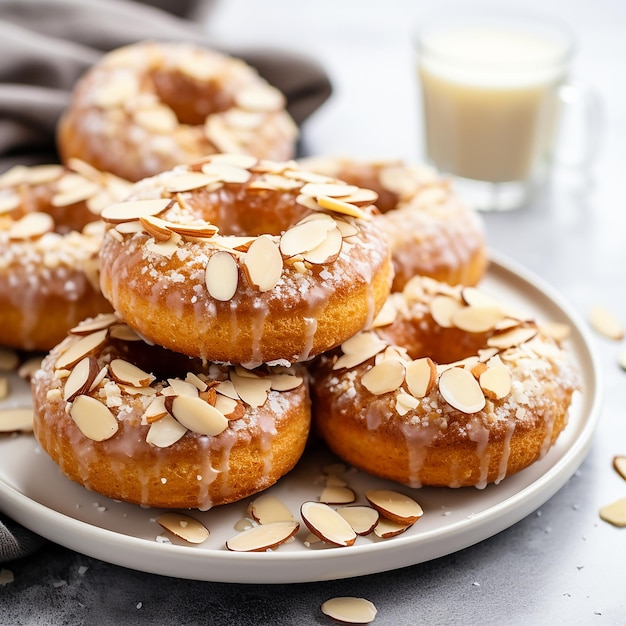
[31,314,311,509]
[311,276,580,488]
[58,42,298,182]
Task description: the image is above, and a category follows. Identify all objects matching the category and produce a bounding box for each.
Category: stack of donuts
[13,40,579,511]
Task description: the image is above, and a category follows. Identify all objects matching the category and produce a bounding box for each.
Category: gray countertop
[2,1,625,624]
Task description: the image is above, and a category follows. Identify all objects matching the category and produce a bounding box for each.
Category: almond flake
[336,506,380,536]
[0,193,20,214]
[70,395,118,442]
[234,85,284,112]
[373,517,413,538]
[157,512,209,544]
[51,181,100,207]
[461,286,501,308]
[335,219,360,238]
[205,251,239,301]
[163,172,216,193]
[541,321,571,342]
[487,326,538,350]
[300,501,357,547]
[134,106,178,134]
[479,365,512,400]
[438,366,486,413]
[249,495,295,524]
[0,165,29,187]
[613,456,626,481]
[214,395,242,418]
[101,199,173,224]
[167,395,228,436]
[430,295,462,328]
[55,329,108,370]
[0,408,34,433]
[395,392,419,415]
[204,114,243,153]
[109,324,142,342]
[200,162,252,183]
[321,597,377,625]
[230,371,271,407]
[226,521,300,552]
[599,498,626,527]
[302,227,343,264]
[361,360,405,395]
[206,153,258,169]
[168,221,219,239]
[269,373,303,391]
[340,188,379,206]
[588,305,624,340]
[9,212,54,239]
[405,357,437,398]
[109,359,155,387]
[140,215,173,241]
[279,218,336,258]
[333,332,387,370]
[242,235,283,291]
[63,356,99,402]
[300,183,359,198]
[371,299,397,328]
[365,489,423,525]
[319,486,356,505]
[316,195,369,219]
[146,413,187,447]
[69,314,119,336]
[452,305,504,333]
[0,348,19,372]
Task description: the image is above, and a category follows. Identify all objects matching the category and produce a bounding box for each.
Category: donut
[310,276,579,488]
[57,42,299,182]
[0,160,131,351]
[98,155,393,367]
[31,313,311,509]
[299,157,488,291]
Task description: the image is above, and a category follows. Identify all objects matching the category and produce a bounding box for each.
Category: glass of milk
[416,14,593,210]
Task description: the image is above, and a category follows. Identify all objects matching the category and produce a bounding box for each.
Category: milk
[418,23,571,184]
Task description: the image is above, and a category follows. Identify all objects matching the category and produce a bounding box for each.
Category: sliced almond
[279,218,336,258]
[430,295,463,328]
[365,489,423,525]
[373,517,414,538]
[156,512,209,544]
[333,332,387,370]
[109,324,142,342]
[300,501,357,547]
[134,106,178,134]
[140,215,173,241]
[146,413,187,447]
[613,456,626,481]
[361,360,405,395]
[479,365,512,400]
[541,321,571,342]
[395,392,420,416]
[336,506,380,536]
[340,188,379,206]
[205,153,258,169]
[142,396,168,424]
[167,221,219,239]
[599,498,626,527]
[109,359,155,388]
[55,329,108,370]
[101,198,173,223]
[163,172,216,193]
[302,226,343,264]
[234,85,284,112]
[69,395,118,441]
[588,306,624,340]
[405,357,437,398]
[249,495,295,524]
[300,182,359,199]
[51,181,100,207]
[321,597,377,625]
[63,356,99,402]
[438,366,486,414]
[452,305,504,333]
[200,162,252,184]
[214,395,244,419]
[316,195,369,219]
[319,486,356,505]
[0,408,34,433]
[69,314,119,336]
[461,286,501,308]
[242,235,283,291]
[0,193,20,214]
[225,521,300,552]
[487,326,538,350]
[269,373,303,391]
[9,212,54,239]
[205,251,239,301]
[230,371,270,408]
[166,395,228,436]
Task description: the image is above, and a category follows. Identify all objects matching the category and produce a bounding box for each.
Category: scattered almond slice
[365,489,423,525]
[336,506,380,536]
[249,494,295,524]
[613,456,626,481]
[588,305,624,340]
[230,371,270,407]
[395,392,419,416]
[205,251,239,301]
[373,517,413,539]
[302,227,343,264]
[70,395,118,442]
[101,198,173,223]
[163,172,215,193]
[242,235,283,291]
[157,512,209,544]
[361,359,405,395]
[142,396,168,424]
[452,305,504,333]
[9,212,54,239]
[55,329,108,370]
[0,408,34,433]
[145,413,187,447]
[167,221,219,239]
[140,215,173,241]
[63,355,99,402]
[487,326,538,350]
[225,521,300,552]
[279,218,335,257]
[438,366,486,413]
[200,161,252,184]
[405,357,437,398]
[461,286,501,308]
[300,501,357,547]
[300,182,359,198]
[599,498,626,527]
[109,359,155,388]
[541,321,571,342]
[479,365,512,400]
[321,597,377,625]
[319,486,356,505]
[333,332,386,370]
[69,314,119,336]
[165,395,228,436]
[109,324,142,342]
[269,373,303,391]
[430,295,463,328]
[316,195,369,219]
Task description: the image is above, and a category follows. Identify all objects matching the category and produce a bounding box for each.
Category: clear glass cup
[415,13,598,211]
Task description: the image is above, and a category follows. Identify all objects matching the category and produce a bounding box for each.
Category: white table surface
[2,1,625,624]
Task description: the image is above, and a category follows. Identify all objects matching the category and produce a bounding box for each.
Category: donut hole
[184,185,310,237]
[150,70,232,126]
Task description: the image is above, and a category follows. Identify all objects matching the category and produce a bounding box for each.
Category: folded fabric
[0,0,332,170]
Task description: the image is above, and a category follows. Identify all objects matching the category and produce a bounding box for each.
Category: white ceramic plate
[0,253,601,583]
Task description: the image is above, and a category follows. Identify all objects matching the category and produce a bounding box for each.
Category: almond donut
[98,155,393,367]
[57,42,299,182]
[0,160,131,351]
[31,313,311,509]
[311,276,579,488]
[299,157,488,291]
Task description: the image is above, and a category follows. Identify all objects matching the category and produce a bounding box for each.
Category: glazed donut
[98,155,393,367]
[31,313,311,509]
[0,160,131,351]
[311,276,579,488]
[57,42,299,182]
[299,157,488,291]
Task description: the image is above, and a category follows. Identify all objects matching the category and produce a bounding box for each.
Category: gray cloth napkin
[0,0,332,170]
[0,0,331,563]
